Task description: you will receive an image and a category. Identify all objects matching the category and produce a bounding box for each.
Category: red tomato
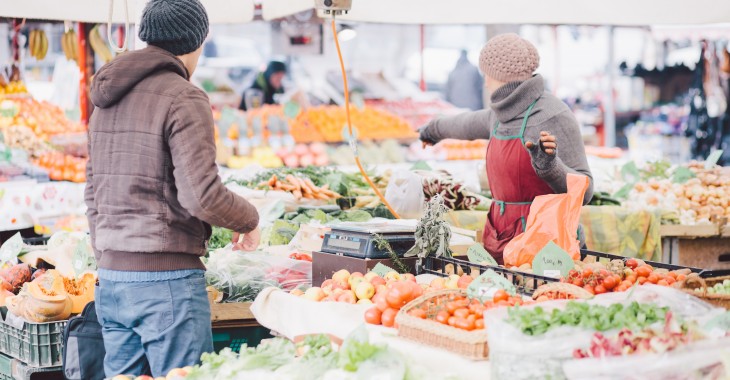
[572,278,584,287]
[435,310,450,324]
[447,316,457,327]
[594,285,607,294]
[386,284,412,309]
[408,309,427,319]
[381,308,398,328]
[583,285,595,294]
[657,279,669,286]
[676,274,687,282]
[665,277,676,285]
[364,307,382,325]
[493,289,509,303]
[453,308,470,319]
[647,274,659,284]
[453,317,474,331]
[373,293,389,312]
[602,276,618,291]
[637,276,648,285]
[582,268,594,279]
[636,265,653,278]
[626,258,638,269]
[474,318,485,330]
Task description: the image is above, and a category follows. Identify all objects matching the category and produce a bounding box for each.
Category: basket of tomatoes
[394,289,527,360]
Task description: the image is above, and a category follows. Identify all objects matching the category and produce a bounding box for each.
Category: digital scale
[321,223,416,259]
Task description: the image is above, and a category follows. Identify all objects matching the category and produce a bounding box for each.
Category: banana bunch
[61,29,79,62]
[89,25,113,63]
[28,29,49,60]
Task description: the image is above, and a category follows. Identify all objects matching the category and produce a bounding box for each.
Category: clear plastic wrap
[562,337,730,380]
[205,247,311,302]
[385,169,426,219]
[484,285,725,380]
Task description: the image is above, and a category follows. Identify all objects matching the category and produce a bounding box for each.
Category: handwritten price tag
[371,263,397,277]
[467,244,498,266]
[532,241,574,278]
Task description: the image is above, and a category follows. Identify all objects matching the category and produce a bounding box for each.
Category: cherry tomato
[364,307,382,325]
[474,318,485,330]
[647,274,659,284]
[626,258,638,269]
[435,310,450,324]
[657,279,669,286]
[637,276,648,285]
[453,308,470,319]
[496,300,510,307]
[493,290,509,303]
[466,314,477,324]
[408,309,426,319]
[583,285,595,294]
[636,265,653,278]
[582,268,594,279]
[447,316,457,327]
[602,276,618,291]
[381,308,398,328]
[453,317,475,331]
[594,284,607,294]
[572,278,584,287]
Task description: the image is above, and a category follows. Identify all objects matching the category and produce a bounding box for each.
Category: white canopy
[263,0,730,26]
[0,0,254,24]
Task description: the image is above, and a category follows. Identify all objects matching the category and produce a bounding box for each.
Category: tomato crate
[579,249,703,273]
[418,256,558,296]
[212,326,272,353]
[0,309,66,368]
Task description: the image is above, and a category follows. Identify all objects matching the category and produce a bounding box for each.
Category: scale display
[320,223,416,259]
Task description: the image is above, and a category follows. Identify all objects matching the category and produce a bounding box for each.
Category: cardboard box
[312,251,421,286]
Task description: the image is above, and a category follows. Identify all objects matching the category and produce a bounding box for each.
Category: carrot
[268,175,278,187]
[292,189,302,200]
[320,184,330,191]
[314,193,330,201]
[285,175,302,191]
[279,184,297,192]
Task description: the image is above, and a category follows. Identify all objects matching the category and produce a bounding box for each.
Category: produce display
[252,173,342,201]
[2,125,55,158]
[115,329,417,380]
[572,312,701,359]
[415,290,526,332]
[561,257,689,295]
[289,106,417,143]
[420,171,486,211]
[365,98,459,129]
[506,301,668,336]
[27,29,49,61]
[0,97,85,138]
[32,152,87,182]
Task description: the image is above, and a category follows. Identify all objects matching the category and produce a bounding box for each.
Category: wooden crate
[660,224,720,238]
[676,237,730,270]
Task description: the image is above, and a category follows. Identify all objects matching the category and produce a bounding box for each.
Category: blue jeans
[95,270,213,378]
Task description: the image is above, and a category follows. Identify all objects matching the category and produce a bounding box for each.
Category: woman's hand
[232,227,261,251]
[525,131,557,155]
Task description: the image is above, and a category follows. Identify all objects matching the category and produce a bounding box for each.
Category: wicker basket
[395,289,489,360]
[532,282,594,300]
[679,273,730,310]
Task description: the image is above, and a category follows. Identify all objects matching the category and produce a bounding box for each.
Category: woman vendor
[419,33,594,264]
[239,61,287,111]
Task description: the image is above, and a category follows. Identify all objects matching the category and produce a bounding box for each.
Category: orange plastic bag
[503,174,590,268]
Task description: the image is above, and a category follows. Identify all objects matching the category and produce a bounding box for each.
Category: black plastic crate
[212,326,272,353]
[418,256,558,296]
[20,237,49,246]
[579,249,703,273]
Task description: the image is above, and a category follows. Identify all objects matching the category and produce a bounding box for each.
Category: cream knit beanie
[479,33,539,83]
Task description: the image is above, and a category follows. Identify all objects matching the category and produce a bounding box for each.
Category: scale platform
[321,223,416,259]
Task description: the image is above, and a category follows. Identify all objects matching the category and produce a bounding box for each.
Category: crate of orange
[394,288,526,360]
[33,152,86,183]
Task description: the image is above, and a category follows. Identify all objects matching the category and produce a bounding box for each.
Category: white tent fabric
[263,0,730,26]
[0,0,254,24]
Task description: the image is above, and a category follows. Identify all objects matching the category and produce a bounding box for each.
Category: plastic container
[0,352,11,380]
[11,358,61,380]
[212,326,272,353]
[0,309,67,368]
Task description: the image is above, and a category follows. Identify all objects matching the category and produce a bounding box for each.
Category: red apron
[483,99,554,264]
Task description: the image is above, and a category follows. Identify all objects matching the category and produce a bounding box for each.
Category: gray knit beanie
[479,33,539,83]
[138,0,209,56]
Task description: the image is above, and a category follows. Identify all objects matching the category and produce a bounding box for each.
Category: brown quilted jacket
[85,46,259,271]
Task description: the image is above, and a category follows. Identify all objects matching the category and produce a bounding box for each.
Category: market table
[660,223,730,270]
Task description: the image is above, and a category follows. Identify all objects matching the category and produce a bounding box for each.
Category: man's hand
[232,227,261,251]
[418,125,438,149]
[525,131,557,155]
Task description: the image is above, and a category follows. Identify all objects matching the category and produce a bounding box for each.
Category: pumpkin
[63,272,96,314]
[0,264,32,293]
[0,290,14,307]
[6,271,72,322]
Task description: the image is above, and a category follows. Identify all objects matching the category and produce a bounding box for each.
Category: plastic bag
[205,247,311,302]
[503,174,589,267]
[484,285,725,380]
[385,170,425,219]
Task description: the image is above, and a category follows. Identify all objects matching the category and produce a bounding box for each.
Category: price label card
[410,161,432,171]
[283,101,301,119]
[371,262,397,277]
[532,241,574,278]
[467,269,517,302]
[672,167,696,184]
[467,244,498,266]
[705,150,724,169]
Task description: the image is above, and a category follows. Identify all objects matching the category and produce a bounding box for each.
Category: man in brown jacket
[85,0,259,377]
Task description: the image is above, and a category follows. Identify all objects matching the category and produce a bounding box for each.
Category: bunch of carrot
[257,174,342,201]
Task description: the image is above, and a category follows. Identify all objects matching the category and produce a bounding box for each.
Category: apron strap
[493,200,533,215]
[490,98,540,141]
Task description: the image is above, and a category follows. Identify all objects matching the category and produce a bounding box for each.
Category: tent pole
[420,24,426,91]
[78,22,90,125]
[604,26,617,147]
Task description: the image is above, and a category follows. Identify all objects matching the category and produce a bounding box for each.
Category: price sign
[532,241,574,278]
[467,269,517,302]
[705,150,724,169]
[672,167,695,184]
[410,161,432,171]
[371,263,397,277]
[467,244,498,266]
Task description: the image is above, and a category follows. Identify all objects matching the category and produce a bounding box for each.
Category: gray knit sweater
[421,75,594,204]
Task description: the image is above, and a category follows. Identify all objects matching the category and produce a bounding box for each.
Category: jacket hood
[90,46,189,109]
